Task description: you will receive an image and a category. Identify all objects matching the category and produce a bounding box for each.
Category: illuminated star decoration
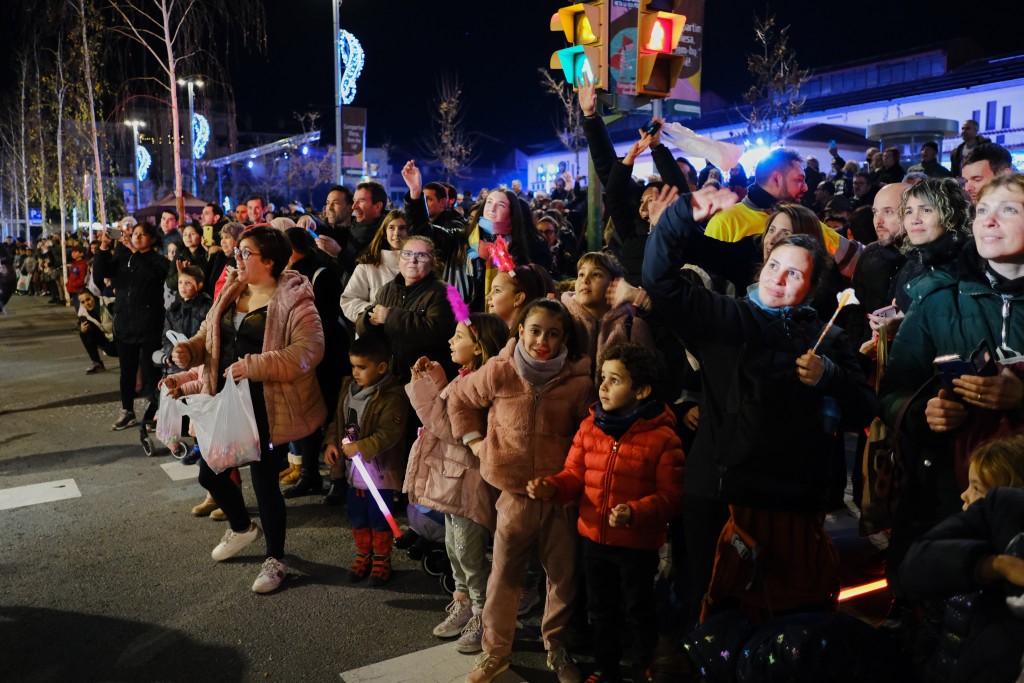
[192,113,210,159]
[338,30,364,105]
[136,145,152,181]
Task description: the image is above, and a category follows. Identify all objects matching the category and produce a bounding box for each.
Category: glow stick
[837,578,888,602]
[347,443,402,538]
[811,288,860,354]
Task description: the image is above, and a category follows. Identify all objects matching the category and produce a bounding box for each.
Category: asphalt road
[0,295,889,682]
[0,296,557,683]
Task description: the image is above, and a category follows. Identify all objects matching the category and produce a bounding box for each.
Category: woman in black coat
[636,185,875,624]
[92,221,170,430]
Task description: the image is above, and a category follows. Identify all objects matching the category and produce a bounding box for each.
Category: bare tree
[74,0,108,229]
[538,68,585,173]
[424,76,476,183]
[51,37,70,303]
[740,13,809,144]
[108,0,265,218]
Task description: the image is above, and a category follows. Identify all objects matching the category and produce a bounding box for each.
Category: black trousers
[79,324,118,364]
[198,445,287,560]
[115,339,161,413]
[583,538,659,677]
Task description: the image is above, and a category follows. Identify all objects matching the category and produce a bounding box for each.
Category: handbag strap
[891,376,934,443]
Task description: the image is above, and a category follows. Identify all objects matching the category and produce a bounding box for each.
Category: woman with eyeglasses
[341,209,408,324]
[356,235,458,381]
[93,221,171,431]
[168,226,327,594]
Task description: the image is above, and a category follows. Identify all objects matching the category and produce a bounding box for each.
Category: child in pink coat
[405,313,508,654]
[449,298,597,683]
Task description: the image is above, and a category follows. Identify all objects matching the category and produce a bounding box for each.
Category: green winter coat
[879,242,1024,524]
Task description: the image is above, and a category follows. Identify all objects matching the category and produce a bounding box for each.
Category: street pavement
[0,294,888,682]
[0,296,550,682]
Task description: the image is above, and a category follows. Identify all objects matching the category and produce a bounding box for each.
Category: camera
[641,119,662,137]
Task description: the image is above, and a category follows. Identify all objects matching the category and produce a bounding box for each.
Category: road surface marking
[0,478,81,511]
[161,461,199,481]
[340,642,527,682]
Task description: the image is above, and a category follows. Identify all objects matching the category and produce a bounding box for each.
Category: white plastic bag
[155,386,183,448]
[178,370,261,473]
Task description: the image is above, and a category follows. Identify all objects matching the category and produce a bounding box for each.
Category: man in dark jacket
[907,141,953,179]
[949,119,990,179]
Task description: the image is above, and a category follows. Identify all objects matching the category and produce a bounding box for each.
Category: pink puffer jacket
[178,269,327,445]
[404,364,498,531]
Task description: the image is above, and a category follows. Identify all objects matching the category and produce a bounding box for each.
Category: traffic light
[550,2,608,88]
[636,0,686,97]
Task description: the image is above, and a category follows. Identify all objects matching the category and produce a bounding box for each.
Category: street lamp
[177,77,204,195]
[124,119,146,212]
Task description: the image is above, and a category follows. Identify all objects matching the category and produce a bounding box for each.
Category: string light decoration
[338,29,364,105]
[136,145,152,181]
[192,113,210,159]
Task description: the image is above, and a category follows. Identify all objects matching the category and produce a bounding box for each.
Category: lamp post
[333,0,343,185]
[124,119,145,212]
[177,77,204,195]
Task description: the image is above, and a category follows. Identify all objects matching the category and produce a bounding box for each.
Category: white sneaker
[433,593,472,637]
[251,557,287,593]
[455,610,483,654]
[211,523,262,561]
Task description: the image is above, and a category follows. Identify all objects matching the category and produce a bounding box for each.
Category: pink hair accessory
[445,283,478,338]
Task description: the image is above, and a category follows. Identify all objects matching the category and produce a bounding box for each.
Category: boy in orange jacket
[528,342,684,683]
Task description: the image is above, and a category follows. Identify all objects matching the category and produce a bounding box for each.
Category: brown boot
[279,462,300,484]
[349,527,373,582]
[368,530,394,586]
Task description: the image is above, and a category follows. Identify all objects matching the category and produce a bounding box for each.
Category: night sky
[0,0,1018,157]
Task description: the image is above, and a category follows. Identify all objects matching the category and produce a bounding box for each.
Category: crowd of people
[6,86,1024,683]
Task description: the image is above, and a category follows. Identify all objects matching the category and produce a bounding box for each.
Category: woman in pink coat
[170,226,326,594]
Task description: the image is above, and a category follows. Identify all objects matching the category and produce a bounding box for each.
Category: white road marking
[161,461,199,481]
[340,642,528,682]
[0,478,81,511]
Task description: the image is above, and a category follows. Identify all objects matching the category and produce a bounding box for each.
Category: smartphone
[829,138,837,148]
[934,340,998,393]
[641,120,662,137]
[105,228,123,240]
[871,304,899,319]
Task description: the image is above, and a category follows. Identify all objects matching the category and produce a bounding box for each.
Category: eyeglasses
[233,247,261,261]
[399,250,433,263]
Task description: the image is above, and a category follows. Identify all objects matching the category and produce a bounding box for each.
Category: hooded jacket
[448,337,597,495]
[880,240,1024,524]
[404,364,498,531]
[547,402,684,551]
[325,375,408,491]
[177,269,327,446]
[561,291,657,383]
[644,197,875,510]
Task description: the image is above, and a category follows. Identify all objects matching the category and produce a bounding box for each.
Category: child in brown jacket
[449,298,597,683]
[324,334,409,586]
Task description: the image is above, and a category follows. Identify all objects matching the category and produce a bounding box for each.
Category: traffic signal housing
[550,2,608,88]
[636,0,686,97]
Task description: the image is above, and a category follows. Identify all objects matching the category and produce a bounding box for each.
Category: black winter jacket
[644,197,875,510]
[161,292,213,371]
[356,272,457,382]
[92,246,170,345]
[901,487,1024,683]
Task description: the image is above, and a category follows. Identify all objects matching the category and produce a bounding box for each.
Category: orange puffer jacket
[547,403,685,551]
[179,269,327,446]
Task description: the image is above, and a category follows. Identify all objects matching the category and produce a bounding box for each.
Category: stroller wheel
[141,435,157,457]
[439,571,456,595]
[423,548,450,577]
[168,441,186,460]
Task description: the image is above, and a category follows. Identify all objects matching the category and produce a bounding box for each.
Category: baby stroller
[140,333,195,458]
[403,504,456,594]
